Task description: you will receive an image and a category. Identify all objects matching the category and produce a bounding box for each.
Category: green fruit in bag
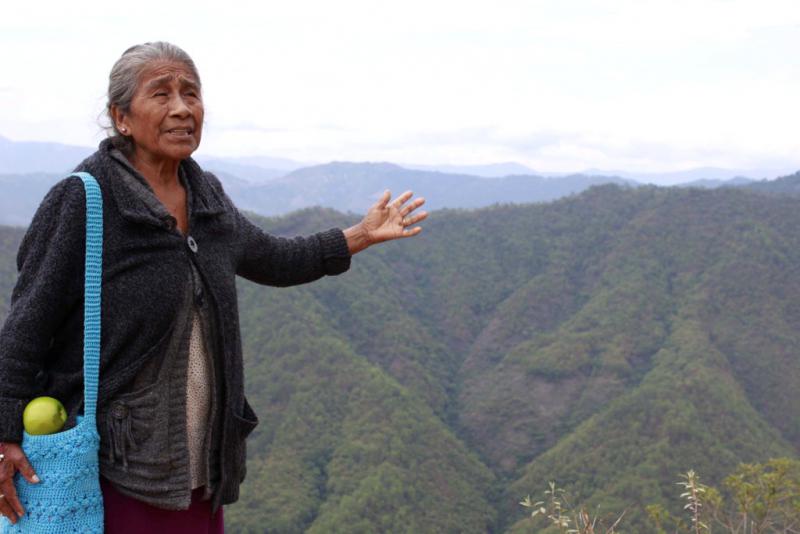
[23,396,67,435]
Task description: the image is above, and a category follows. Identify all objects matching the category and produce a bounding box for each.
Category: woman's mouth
[166,128,193,137]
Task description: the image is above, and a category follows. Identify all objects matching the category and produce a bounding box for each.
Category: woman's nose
[168,95,191,118]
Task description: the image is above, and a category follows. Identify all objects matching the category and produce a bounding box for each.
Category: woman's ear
[110,105,129,135]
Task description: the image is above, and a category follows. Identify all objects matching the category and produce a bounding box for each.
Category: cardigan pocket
[231,396,259,483]
[233,396,259,439]
[99,380,164,470]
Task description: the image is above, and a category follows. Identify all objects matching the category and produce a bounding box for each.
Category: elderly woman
[0,42,426,532]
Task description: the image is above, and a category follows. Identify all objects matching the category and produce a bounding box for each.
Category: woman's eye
[154,92,168,97]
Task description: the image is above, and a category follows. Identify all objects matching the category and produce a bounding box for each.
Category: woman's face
[114,60,204,165]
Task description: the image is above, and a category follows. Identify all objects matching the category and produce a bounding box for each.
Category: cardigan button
[111,402,128,420]
[187,236,198,253]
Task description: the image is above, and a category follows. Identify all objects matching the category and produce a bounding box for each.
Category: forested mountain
[743,170,800,195]
[0,184,798,532]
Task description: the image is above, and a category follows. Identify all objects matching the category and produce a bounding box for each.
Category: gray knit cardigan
[0,139,352,512]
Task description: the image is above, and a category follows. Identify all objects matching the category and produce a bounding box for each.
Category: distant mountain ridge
[2,135,791,184]
[741,170,800,195]
[230,162,635,215]
[402,161,537,177]
[679,176,755,188]
[0,164,634,226]
[1,135,798,228]
[0,135,94,174]
[580,166,791,185]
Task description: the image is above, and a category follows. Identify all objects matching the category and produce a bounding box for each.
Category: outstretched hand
[344,190,427,254]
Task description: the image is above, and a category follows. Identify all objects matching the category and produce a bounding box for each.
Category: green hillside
[0,184,798,532]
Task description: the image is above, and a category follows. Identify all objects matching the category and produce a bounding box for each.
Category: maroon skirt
[101,477,224,533]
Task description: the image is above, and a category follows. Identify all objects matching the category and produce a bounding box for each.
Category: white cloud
[2,0,799,173]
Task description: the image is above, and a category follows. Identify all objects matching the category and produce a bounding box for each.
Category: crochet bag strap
[68,172,103,424]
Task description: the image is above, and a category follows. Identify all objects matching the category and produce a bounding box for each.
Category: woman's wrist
[343,223,371,255]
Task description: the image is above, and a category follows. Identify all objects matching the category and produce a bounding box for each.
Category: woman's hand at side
[344,190,427,255]
[0,442,39,525]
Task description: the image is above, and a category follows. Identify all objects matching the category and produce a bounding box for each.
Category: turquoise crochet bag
[1,172,104,533]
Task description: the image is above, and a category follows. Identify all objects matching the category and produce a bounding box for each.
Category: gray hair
[105,41,202,153]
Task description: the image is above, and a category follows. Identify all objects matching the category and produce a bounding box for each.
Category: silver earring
[119,127,127,133]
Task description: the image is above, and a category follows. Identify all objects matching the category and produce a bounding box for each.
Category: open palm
[361,190,427,245]
[343,190,427,255]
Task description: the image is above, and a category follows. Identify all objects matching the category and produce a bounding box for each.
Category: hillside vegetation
[0,184,798,532]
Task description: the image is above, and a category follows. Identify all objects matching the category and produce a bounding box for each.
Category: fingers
[0,493,18,525]
[388,190,414,210]
[15,454,38,486]
[402,211,428,227]
[375,190,391,210]
[0,444,37,524]
[402,226,424,237]
[396,194,427,239]
[400,197,426,217]
[369,188,427,242]
[0,478,22,524]
[383,190,424,214]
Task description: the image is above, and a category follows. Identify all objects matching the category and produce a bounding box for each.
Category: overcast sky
[2,0,799,174]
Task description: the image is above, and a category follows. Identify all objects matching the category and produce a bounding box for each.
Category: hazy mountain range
[4,134,790,181]
[4,135,798,227]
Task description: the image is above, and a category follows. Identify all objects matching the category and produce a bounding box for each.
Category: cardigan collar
[79,139,227,229]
